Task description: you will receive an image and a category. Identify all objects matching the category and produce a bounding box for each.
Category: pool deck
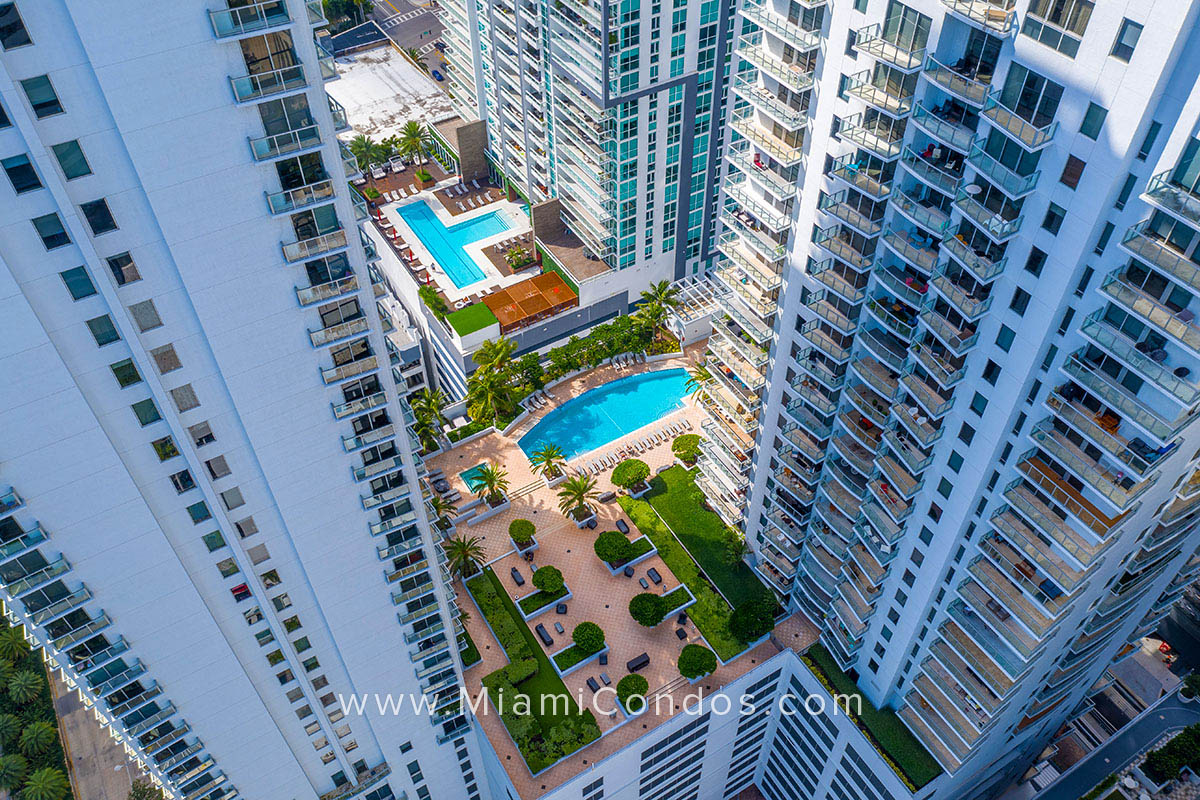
[428,344,815,800]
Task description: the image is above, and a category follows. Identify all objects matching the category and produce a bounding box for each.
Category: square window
[128,300,163,332]
[996,325,1015,352]
[206,455,231,480]
[236,517,259,538]
[51,140,92,180]
[106,252,139,285]
[277,669,295,684]
[958,423,975,446]
[293,636,312,653]
[110,359,141,388]
[1042,203,1065,235]
[247,544,270,564]
[187,501,212,524]
[202,531,227,552]
[152,436,179,461]
[302,656,320,672]
[1060,155,1085,189]
[0,4,32,49]
[59,266,96,300]
[232,583,253,602]
[970,392,988,415]
[1079,103,1107,140]
[2,154,40,194]
[150,343,181,373]
[261,569,281,587]
[80,199,118,235]
[131,399,161,426]
[937,478,953,499]
[273,593,292,611]
[266,649,285,666]
[982,359,1001,385]
[245,606,264,624]
[1025,247,1047,277]
[32,213,70,250]
[170,469,195,493]
[170,384,200,412]
[218,559,240,578]
[85,315,120,346]
[189,421,216,447]
[1010,288,1031,316]
[222,487,245,510]
[1111,18,1142,62]
[20,75,63,118]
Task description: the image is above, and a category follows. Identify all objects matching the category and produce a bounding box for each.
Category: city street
[370,0,444,56]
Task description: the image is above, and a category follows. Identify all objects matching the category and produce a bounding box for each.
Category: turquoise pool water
[459,462,488,491]
[398,200,510,288]
[518,368,689,460]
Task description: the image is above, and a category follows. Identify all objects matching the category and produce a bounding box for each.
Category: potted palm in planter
[530,443,568,488]
[610,458,651,498]
[469,462,511,523]
[557,474,599,528]
[445,534,484,581]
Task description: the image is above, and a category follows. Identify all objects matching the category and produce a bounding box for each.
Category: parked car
[431,69,444,81]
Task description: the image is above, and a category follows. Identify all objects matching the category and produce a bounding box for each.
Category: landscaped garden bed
[466,568,601,773]
[518,585,571,618]
[0,623,71,800]
[459,628,481,668]
[550,623,608,676]
[593,530,656,575]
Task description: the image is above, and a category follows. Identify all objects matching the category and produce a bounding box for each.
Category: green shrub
[1080,775,1118,800]
[1144,724,1200,783]
[594,531,633,565]
[629,593,666,627]
[532,566,564,595]
[677,644,717,680]
[419,285,449,321]
[502,658,538,684]
[616,674,649,712]
[671,433,701,465]
[610,459,650,491]
[572,623,605,654]
[1183,674,1200,699]
[729,599,775,643]
[509,519,536,545]
[19,721,55,757]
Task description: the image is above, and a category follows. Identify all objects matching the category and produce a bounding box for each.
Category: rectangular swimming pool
[398,200,510,288]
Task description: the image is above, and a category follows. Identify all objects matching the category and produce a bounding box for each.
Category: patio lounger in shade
[586,677,600,693]
[600,673,611,686]
[599,653,608,666]
[535,624,553,646]
[627,653,650,672]
[647,568,662,584]
[639,578,649,589]
[676,628,687,640]
[623,566,635,578]
[615,519,630,534]
[553,622,565,634]
[510,567,525,586]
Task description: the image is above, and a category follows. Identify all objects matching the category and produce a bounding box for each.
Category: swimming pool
[460,462,488,492]
[518,368,690,460]
[398,200,511,288]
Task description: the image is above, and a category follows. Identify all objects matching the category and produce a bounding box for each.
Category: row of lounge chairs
[522,389,557,410]
[612,352,646,370]
[377,187,420,202]
[495,233,532,251]
[454,192,495,212]
[576,418,693,475]
[445,179,483,196]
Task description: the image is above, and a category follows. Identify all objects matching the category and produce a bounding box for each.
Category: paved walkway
[50,670,145,800]
[1034,689,1200,800]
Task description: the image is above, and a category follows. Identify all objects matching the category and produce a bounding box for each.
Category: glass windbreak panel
[1171,138,1200,195]
[258,95,314,136]
[239,30,297,74]
[998,63,1064,128]
[277,152,327,190]
[982,128,1041,176]
[882,0,930,50]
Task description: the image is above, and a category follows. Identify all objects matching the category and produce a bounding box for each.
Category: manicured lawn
[467,568,599,772]
[644,466,772,608]
[660,585,692,615]
[803,644,942,790]
[552,644,600,672]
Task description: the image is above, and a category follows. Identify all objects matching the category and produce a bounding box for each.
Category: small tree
[7,670,42,705]
[557,474,599,521]
[0,754,26,791]
[530,444,567,480]
[677,644,717,680]
[508,519,536,546]
[472,463,510,506]
[128,779,166,800]
[572,622,605,654]
[419,285,449,321]
[445,535,485,580]
[729,599,775,643]
[629,593,666,627]
[594,531,633,565]
[19,721,55,757]
[21,768,70,800]
[610,459,650,492]
[671,433,701,465]
[616,674,649,713]
[723,534,749,565]
[532,566,564,595]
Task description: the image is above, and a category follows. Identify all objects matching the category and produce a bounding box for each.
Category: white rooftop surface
[328,45,454,141]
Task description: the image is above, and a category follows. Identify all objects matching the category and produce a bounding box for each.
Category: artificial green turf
[446,302,499,336]
[804,644,942,790]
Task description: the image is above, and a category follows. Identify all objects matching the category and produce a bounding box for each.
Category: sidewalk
[49,671,144,800]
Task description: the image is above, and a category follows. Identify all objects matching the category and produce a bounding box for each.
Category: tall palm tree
[428,494,457,531]
[466,368,514,426]
[20,767,70,800]
[472,463,510,506]
[0,714,20,747]
[724,535,749,565]
[445,535,485,579]
[405,47,430,72]
[639,280,680,311]
[19,721,55,757]
[474,336,517,378]
[399,120,431,161]
[557,474,599,520]
[7,670,41,705]
[685,363,711,396]
[0,627,26,661]
[348,133,379,171]
[0,754,25,791]
[634,300,667,337]
[529,444,567,480]
[412,388,448,430]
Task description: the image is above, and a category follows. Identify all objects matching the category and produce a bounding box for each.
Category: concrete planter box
[543,472,568,489]
[467,496,510,525]
[645,351,678,363]
[602,536,657,576]
[1132,763,1173,794]
[617,696,648,718]
[550,643,609,678]
[501,410,531,436]
[517,587,573,621]
[449,426,497,448]
[511,534,539,554]
[569,508,597,529]
[624,482,651,499]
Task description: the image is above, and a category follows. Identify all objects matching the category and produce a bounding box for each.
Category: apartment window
[947,452,963,473]
[1010,288,1031,316]
[189,421,216,447]
[152,436,179,461]
[131,399,161,426]
[206,456,231,480]
[1041,344,1059,371]
[996,325,1015,352]
[958,423,975,446]
[59,266,96,300]
[1058,307,1076,334]
[110,359,141,388]
[1111,19,1142,62]
[85,315,120,346]
[20,76,63,118]
[0,100,8,128]
[0,4,31,49]
[236,517,259,538]
[1012,412,1027,435]
[187,501,212,524]
[1114,174,1137,210]
[1074,266,1094,297]
[2,154,40,194]
[128,300,163,332]
[1060,155,1085,189]
[100,254,139,288]
[1094,222,1114,255]
[1042,203,1065,234]
[149,343,181,373]
[853,0,866,11]
[51,140,91,180]
[272,593,292,611]
[302,656,320,672]
[276,669,294,684]
[203,531,227,552]
[248,544,270,565]
[170,469,196,493]
[1138,121,1161,160]
[32,213,70,250]
[1023,0,1093,57]
[1025,247,1047,277]
[970,392,989,415]
[221,487,245,510]
[1079,103,1107,140]
[80,199,118,235]
[1026,379,1043,405]
[937,478,953,499]
[982,359,1001,385]
[170,384,200,413]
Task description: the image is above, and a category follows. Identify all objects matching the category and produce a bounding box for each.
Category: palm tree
[128,779,166,800]
[474,336,517,378]
[530,444,567,480]
[20,767,70,800]
[466,368,514,426]
[0,627,27,661]
[0,714,20,747]
[639,280,680,311]
[405,47,430,72]
[634,300,666,336]
[685,363,711,396]
[724,535,749,565]
[472,463,510,506]
[348,133,378,171]
[412,388,448,431]
[0,754,25,790]
[19,721,55,757]
[445,535,485,579]
[428,494,457,531]
[557,474,599,520]
[399,120,431,161]
[7,670,41,705]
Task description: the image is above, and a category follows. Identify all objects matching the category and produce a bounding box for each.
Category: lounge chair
[647,568,662,585]
[683,419,693,430]
[472,179,481,189]
[371,165,385,179]
[457,202,466,212]
[465,197,475,209]
[410,184,418,194]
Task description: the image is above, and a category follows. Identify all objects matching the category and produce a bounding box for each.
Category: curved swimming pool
[518,368,689,460]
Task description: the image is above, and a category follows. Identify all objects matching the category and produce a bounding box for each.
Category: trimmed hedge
[1144,723,1200,784]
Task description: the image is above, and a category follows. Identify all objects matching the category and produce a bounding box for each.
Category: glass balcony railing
[943,232,1006,283]
[1079,312,1200,407]
[941,0,1016,33]
[982,94,1057,151]
[953,189,1022,242]
[726,175,792,231]
[737,33,816,95]
[322,355,377,385]
[265,178,334,215]
[1101,272,1200,356]
[911,342,967,388]
[1062,353,1183,444]
[249,124,321,161]
[811,259,866,302]
[1121,220,1200,293]
[920,305,979,356]
[873,263,929,308]
[814,226,874,270]
[328,94,350,132]
[716,231,784,289]
[882,227,938,272]
[930,270,992,320]
[739,0,822,53]
[209,0,290,38]
[799,319,851,362]
[839,114,904,161]
[731,75,808,131]
[315,38,337,81]
[892,190,951,235]
[902,369,955,417]
[229,64,306,103]
[854,24,925,71]
[309,315,369,347]
[282,229,348,263]
[845,71,914,117]
[911,102,976,152]
[902,148,963,197]
[967,142,1039,199]
[923,56,989,107]
[1144,171,1200,228]
[828,153,892,200]
[818,193,883,237]
[731,107,806,167]
[1030,423,1155,511]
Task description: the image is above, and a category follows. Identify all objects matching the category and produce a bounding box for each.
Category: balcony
[865,295,917,341]
[881,227,938,272]
[709,338,767,392]
[912,672,985,745]
[322,354,377,385]
[893,402,943,448]
[869,477,912,522]
[940,0,1016,34]
[712,317,770,368]
[1143,171,1200,228]
[981,95,1057,151]
[738,34,816,95]
[282,229,348,262]
[892,191,951,236]
[1079,312,1200,407]
[782,420,826,463]
[799,319,851,362]
[209,0,290,38]
[249,124,321,162]
[877,451,923,499]
[818,192,883,238]
[309,315,369,347]
[920,304,979,356]
[739,0,822,53]
[814,225,874,271]
[930,270,992,321]
[340,140,361,179]
[806,291,858,335]
[1029,423,1155,512]
[970,553,1058,638]
[845,71,914,117]
[874,262,929,309]
[910,105,975,156]
[266,178,335,216]
[911,341,966,388]
[830,432,875,477]
[938,620,1015,700]
[943,231,1006,283]
[828,153,893,200]
[953,189,1022,242]
[845,382,889,428]
[1016,456,1126,542]
[811,259,866,303]
[728,142,800,201]
[699,380,760,436]
[839,113,904,161]
[900,701,966,773]
[716,231,783,290]
[797,345,847,390]
[731,107,805,167]
[884,427,934,474]
[1120,220,1200,294]
[726,175,792,231]
[720,211,788,264]
[967,143,1039,199]
[923,56,989,108]
[860,499,903,545]
[851,354,903,402]
[947,600,1028,678]
[731,75,809,131]
[854,24,925,72]
[902,368,955,418]
[858,326,908,373]
[902,149,962,199]
[1102,271,1200,357]
[927,642,1005,716]
[792,375,838,415]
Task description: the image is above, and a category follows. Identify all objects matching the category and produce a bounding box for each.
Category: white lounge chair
[472,179,481,189]
[467,197,477,209]
[457,202,466,212]
[371,165,385,179]
[683,419,693,430]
